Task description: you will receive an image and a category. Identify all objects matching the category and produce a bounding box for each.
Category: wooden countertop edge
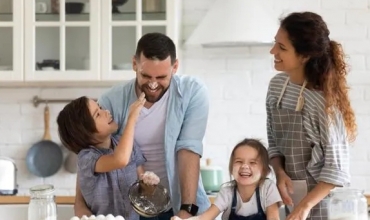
[0,195,367,206]
[0,196,216,205]
[0,196,75,204]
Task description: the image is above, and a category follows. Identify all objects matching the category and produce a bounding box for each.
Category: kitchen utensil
[35,2,47,13]
[200,158,223,193]
[51,0,59,13]
[26,104,63,177]
[128,181,171,217]
[143,0,162,12]
[0,157,18,195]
[36,59,60,70]
[65,2,84,14]
[112,0,128,13]
[64,151,77,173]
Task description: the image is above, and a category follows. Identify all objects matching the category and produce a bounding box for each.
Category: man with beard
[74,32,211,220]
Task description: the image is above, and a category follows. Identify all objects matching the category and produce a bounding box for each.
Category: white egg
[96,215,106,220]
[89,215,96,219]
[81,215,89,220]
[70,216,80,220]
[106,214,115,220]
[115,215,125,220]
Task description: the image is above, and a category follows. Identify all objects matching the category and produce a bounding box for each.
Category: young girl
[57,93,159,220]
[173,138,282,220]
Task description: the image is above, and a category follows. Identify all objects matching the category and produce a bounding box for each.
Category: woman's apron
[270,78,327,220]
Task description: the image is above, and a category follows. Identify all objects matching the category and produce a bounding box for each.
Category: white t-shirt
[135,90,170,191]
[213,179,282,220]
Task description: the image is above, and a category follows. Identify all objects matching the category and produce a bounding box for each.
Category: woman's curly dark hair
[280,12,357,142]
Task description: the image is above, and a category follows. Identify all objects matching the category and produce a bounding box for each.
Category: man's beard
[136,82,168,103]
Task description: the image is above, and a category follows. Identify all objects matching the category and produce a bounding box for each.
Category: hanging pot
[64,151,77,174]
[200,159,223,193]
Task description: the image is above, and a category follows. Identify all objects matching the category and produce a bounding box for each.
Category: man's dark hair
[135,32,176,65]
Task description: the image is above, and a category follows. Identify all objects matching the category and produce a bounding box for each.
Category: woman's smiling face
[270,27,307,76]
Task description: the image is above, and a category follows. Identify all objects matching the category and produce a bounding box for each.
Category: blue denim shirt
[98,75,211,214]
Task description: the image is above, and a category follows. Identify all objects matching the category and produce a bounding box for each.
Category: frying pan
[26,104,63,177]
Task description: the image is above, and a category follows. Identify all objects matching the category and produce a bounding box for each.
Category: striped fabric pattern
[266,73,350,187]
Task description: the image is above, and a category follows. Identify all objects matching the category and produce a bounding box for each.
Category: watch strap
[180,204,199,216]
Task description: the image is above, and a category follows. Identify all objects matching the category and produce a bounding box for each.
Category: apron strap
[276,77,308,112]
[231,186,237,210]
[295,80,307,112]
[276,78,289,108]
[255,187,264,213]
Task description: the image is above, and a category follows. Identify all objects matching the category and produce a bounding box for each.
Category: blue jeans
[140,209,174,220]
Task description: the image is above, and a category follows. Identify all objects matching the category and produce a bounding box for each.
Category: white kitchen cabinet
[24,0,101,81]
[1,0,181,82]
[101,0,181,80]
[0,0,24,81]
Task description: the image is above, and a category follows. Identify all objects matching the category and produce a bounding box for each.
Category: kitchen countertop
[0,195,217,205]
[1,195,369,206]
[0,196,75,204]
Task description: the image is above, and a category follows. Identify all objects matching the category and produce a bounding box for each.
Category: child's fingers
[136,92,146,105]
[139,92,145,100]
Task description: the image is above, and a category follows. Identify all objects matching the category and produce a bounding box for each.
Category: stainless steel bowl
[128,181,171,217]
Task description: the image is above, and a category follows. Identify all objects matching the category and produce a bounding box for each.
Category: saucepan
[200,158,223,193]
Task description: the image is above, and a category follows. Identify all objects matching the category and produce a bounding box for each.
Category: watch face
[181,204,199,216]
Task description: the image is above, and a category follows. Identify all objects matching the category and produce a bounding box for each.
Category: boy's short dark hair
[57,96,98,154]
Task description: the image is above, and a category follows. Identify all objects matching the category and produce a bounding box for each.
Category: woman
[266,12,357,220]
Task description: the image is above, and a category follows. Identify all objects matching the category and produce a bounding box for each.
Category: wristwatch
[180,204,199,216]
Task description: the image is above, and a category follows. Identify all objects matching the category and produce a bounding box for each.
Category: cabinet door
[24,0,100,81]
[0,0,24,81]
[101,0,178,81]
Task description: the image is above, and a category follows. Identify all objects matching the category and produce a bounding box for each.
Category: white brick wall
[0,88,110,195]
[0,0,369,195]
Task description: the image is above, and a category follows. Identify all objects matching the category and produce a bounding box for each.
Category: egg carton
[70,214,125,220]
